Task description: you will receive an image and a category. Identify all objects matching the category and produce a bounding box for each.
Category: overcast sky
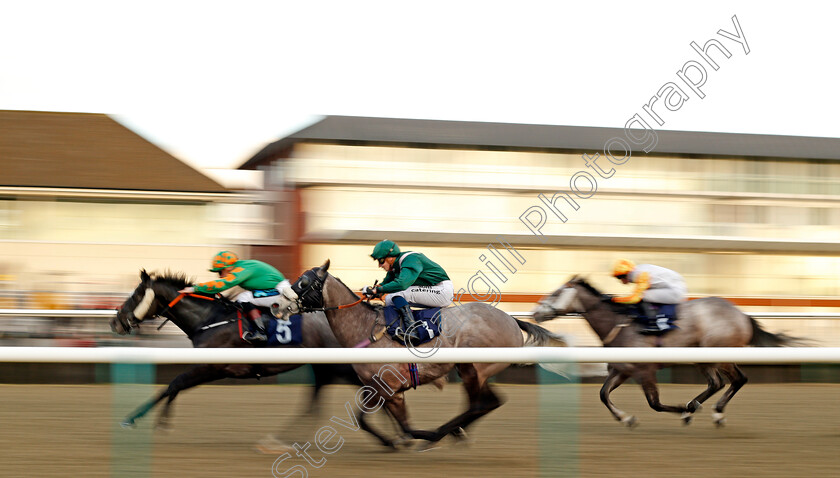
[1,1,837,181]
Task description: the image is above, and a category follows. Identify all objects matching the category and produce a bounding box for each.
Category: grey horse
[277,260,568,448]
[531,276,800,428]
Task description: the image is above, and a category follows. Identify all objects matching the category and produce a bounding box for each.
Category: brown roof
[240,115,840,170]
[1,110,227,193]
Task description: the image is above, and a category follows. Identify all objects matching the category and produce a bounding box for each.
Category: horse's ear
[140,269,151,283]
[316,259,330,279]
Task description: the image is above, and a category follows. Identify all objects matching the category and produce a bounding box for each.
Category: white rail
[2,310,840,320]
[1,346,840,364]
[0,309,115,318]
[507,312,840,319]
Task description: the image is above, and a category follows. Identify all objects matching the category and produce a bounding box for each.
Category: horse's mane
[327,271,381,311]
[570,275,603,297]
[149,270,195,290]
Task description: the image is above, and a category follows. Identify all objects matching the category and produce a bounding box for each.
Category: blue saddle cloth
[383,306,443,346]
[266,314,304,347]
[654,304,678,321]
[629,303,679,334]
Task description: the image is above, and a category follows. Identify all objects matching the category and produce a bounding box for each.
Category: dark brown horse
[531,276,800,427]
[273,260,567,448]
[110,270,361,433]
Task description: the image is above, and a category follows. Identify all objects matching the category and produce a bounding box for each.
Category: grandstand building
[0,110,263,309]
[240,116,840,325]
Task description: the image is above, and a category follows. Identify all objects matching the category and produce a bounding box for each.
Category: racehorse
[110,270,361,433]
[274,260,568,448]
[531,276,800,428]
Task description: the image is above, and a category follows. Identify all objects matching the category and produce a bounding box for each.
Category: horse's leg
[381,391,438,443]
[305,364,334,416]
[154,364,229,430]
[680,364,725,425]
[708,363,748,427]
[599,366,636,427]
[260,364,328,449]
[121,390,170,428]
[120,364,222,428]
[356,409,402,450]
[636,365,690,417]
[423,364,504,444]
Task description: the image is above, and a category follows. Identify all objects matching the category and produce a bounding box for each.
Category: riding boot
[243,308,269,344]
[639,301,664,335]
[392,296,421,344]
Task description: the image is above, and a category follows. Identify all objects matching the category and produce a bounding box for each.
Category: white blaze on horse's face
[552,287,579,313]
[132,288,155,321]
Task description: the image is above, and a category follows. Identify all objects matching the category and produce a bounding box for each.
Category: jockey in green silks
[363,240,454,343]
[179,251,297,343]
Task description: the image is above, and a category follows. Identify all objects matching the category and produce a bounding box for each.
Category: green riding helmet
[370,240,401,260]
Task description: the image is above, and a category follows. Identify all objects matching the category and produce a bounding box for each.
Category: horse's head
[111,270,160,335]
[273,260,330,316]
[532,276,590,322]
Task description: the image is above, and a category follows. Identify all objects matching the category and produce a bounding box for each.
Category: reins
[153,292,220,330]
[298,295,367,313]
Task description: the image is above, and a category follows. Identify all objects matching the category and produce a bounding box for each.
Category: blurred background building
[241,116,840,298]
[2,111,840,344]
[0,110,271,315]
[240,116,840,344]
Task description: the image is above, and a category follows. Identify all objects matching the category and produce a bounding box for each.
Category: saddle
[608,300,679,336]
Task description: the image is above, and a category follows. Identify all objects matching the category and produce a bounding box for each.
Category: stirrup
[243,325,268,343]
[639,323,667,336]
[243,334,268,344]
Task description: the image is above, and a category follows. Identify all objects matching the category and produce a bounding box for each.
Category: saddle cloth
[265,313,304,347]
[384,306,443,346]
[632,303,679,333]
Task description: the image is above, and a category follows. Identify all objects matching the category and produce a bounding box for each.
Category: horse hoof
[712,412,726,427]
[154,422,172,433]
[680,412,694,425]
[391,435,414,449]
[120,420,136,429]
[621,416,638,428]
[255,437,295,455]
[416,441,443,453]
[452,427,474,446]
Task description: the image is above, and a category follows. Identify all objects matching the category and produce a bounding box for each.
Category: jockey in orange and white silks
[180,251,296,307]
[611,259,687,305]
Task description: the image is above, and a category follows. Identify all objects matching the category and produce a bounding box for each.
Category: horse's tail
[748,315,806,347]
[514,318,609,379]
[515,318,569,347]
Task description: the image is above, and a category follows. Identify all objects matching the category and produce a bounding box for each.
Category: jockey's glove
[278,280,298,301]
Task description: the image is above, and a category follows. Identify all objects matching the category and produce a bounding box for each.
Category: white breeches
[643,283,687,304]
[234,280,296,308]
[384,280,454,308]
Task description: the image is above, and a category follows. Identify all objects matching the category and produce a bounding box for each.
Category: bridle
[284,269,365,315]
[118,283,217,332]
[543,281,630,345]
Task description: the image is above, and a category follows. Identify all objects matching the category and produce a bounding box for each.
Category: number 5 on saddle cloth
[265,314,304,346]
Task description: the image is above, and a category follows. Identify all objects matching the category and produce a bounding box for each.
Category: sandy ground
[0,382,838,477]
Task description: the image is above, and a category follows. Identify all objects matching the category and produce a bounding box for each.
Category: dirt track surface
[0,382,838,477]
